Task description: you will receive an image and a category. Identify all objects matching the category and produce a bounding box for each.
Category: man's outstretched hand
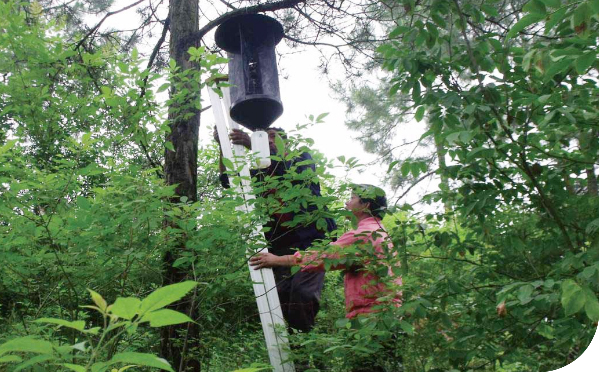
[249,252,297,270]
[213,126,251,150]
[229,129,251,149]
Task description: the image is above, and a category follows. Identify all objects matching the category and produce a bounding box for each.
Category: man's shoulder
[294,151,313,161]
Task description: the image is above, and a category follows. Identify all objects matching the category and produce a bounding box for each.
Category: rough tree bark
[161,0,201,371]
[164,0,200,201]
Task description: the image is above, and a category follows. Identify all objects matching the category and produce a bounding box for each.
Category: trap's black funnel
[215,14,284,130]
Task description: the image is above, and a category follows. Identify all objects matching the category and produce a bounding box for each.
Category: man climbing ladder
[214,126,337,334]
[209,86,294,372]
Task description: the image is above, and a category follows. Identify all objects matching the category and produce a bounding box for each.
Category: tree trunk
[161,1,201,371]
[164,0,200,200]
[434,131,451,213]
[586,167,598,197]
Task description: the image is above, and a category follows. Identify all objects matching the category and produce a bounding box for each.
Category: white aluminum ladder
[208,86,295,372]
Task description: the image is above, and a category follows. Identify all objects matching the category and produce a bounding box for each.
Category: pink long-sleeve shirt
[295,217,402,318]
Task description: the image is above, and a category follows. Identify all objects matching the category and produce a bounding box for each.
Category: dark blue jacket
[220,151,336,255]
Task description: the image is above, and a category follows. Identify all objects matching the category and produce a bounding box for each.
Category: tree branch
[140,17,170,98]
[395,169,437,204]
[75,0,146,50]
[181,0,307,52]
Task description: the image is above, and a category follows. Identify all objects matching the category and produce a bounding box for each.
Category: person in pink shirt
[249,184,402,319]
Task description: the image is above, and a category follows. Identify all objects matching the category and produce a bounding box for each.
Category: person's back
[326,216,401,318]
[253,149,335,253]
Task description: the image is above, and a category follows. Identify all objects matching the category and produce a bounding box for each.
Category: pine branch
[179,0,307,53]
[75,0,146,50]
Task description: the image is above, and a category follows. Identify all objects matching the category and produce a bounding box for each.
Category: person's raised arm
[214,127,253,188]
[213,126,227,174]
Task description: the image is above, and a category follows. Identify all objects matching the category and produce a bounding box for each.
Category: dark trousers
[273,266,325,332]
[269,237,325,333]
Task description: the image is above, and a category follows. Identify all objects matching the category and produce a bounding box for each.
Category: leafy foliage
[337,0,599,370]
[0,283,198,372]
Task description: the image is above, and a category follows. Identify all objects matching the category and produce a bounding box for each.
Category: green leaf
[431,13,447,28]
[399,320,415,335]
[537,94,552,104]
[63,363,86,372]
[585,295,599,322]
[517,285,534,305]
[506,13,545,39]
[415,106,425,122]
[72,342,87,352]
[157,83,170,93]
[0,337,53,356]
[561,279,585,316]
[0,355,22,363]
[523,0,547,15]
[82,327,101,335]
[389,26,406,39]
[481,4,499,17]
[459,131,472,143]
[400,161,411,177]
[539,0,561,8]
[140,309,194,327]
[222,157,234,171]
[139,281,197,315]
[543,57,572,81]
[274,134,285,156]
[35,318,85,331]
[335,318,350,328]
[0,139,18,155]
[446,131,461,144]
[583,287,599,322]
[165,141,175,152]
[108,352,174,372]
[88,289,108,312]
[91,361,110,372]
[575,52,597,75]
[412,81,421,103]
[316,112,329,122]
[545,7,567,33]
[572,3,590,32]
[522,49,536,71]
[410,162,422,178]
[100,86,112,96]
[389,83,400,97]
[536,324,555,339]
[13,354,56,372]
[591,0,599,16]
[110,297,141,320]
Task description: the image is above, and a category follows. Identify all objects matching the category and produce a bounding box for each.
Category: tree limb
[395,169,437,204]
[180,0,307,53]
[140,17,170,98]
[75,0,146,50]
